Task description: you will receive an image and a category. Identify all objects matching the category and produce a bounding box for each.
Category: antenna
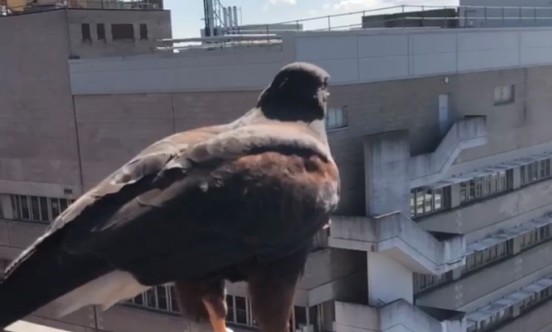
[203,0,242,36]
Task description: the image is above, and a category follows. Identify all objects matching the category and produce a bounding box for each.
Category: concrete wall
[73,90,258,189]
[69,27,552,93]
[70,64,552,215]
[67,9,171,58]
[416,240,552,312]
[0,10,82,196]
[452,66,552,164]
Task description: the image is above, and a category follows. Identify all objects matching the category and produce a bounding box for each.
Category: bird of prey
[0,62,340,332]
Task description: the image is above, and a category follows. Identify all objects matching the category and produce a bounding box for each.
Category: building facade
[3,4,552,332]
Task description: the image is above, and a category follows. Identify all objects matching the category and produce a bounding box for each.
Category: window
[7,194,74,223]
[293,306,307,329]
[326,107,347,130]
[411,186,450,218]
[81,23,91,42]
[494,84,515,105]
[521,159,551,186]
[235,296,248,324]
[139,23,148,40]
[459,169,513,206]
[111,23,134,40]
[413,271,453,294]
[97,23,106,41]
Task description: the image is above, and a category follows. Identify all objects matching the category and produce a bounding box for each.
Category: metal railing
[1,0,162,16]
[258,4,552,32]
[156,4,552,52]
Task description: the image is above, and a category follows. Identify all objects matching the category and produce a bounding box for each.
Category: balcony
[329,213,465,275]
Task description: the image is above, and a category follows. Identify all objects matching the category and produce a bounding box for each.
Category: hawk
[0,62,340,332]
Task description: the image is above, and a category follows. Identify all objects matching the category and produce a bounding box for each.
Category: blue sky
[164,0,458,38]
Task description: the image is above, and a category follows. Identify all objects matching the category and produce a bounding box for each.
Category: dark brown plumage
[0,62,340,332]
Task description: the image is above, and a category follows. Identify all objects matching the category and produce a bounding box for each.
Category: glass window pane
[294,306,307,328]
[30,196,40,221]
[133,293,144,306]
[335,109,343,127]
[51,199,60,219]
[156,285,168,310]
[39,197,49,222]
[434,188,442,210]
[20,196,30,220]
[494,86,502,102]
[11,195,21,220]
[59,199,68,212]
[145,288,157,308]
[235,296,247,324]
[424,192,433,213]
[169,286,179,313]
[410,194,415,216]
[416,191,424,214]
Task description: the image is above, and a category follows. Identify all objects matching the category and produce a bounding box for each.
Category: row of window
[459,169,513,205]
[414,222,552,294]
[468,307,513,332]
[81,23,148,43]
[127,285,327,331]
[467,276,552,332]
[411,155,552,219]
[520,159,551,186]
[7,194,74,223]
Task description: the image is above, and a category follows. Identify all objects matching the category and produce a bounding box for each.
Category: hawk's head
[257,62,330,123]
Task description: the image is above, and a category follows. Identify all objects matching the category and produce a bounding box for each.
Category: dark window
[226,296,235,322]
[81,23,91,42]
[59,198,68,212]
[97,23,106,41]
[30,196,39,221]
[112,23,134,40]
[494,84,515,105]
[51,199,60,219]
[11,196,20,220]
[144,288,156,308]
[294,306,307,329]
[169,286,179,312]
[133,293,143,306]
[156,285,168,310]
[39,197,49,222]
[20,196,30,220]
[139,23,148,40]
[235,296,247,324]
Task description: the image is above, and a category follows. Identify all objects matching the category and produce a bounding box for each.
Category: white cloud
[269,0,297,5]
[333,0,375,10]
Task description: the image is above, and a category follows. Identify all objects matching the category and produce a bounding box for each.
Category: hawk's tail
[0,232,109,328]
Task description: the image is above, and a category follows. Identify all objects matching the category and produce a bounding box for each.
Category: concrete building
[3,3,552,332]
